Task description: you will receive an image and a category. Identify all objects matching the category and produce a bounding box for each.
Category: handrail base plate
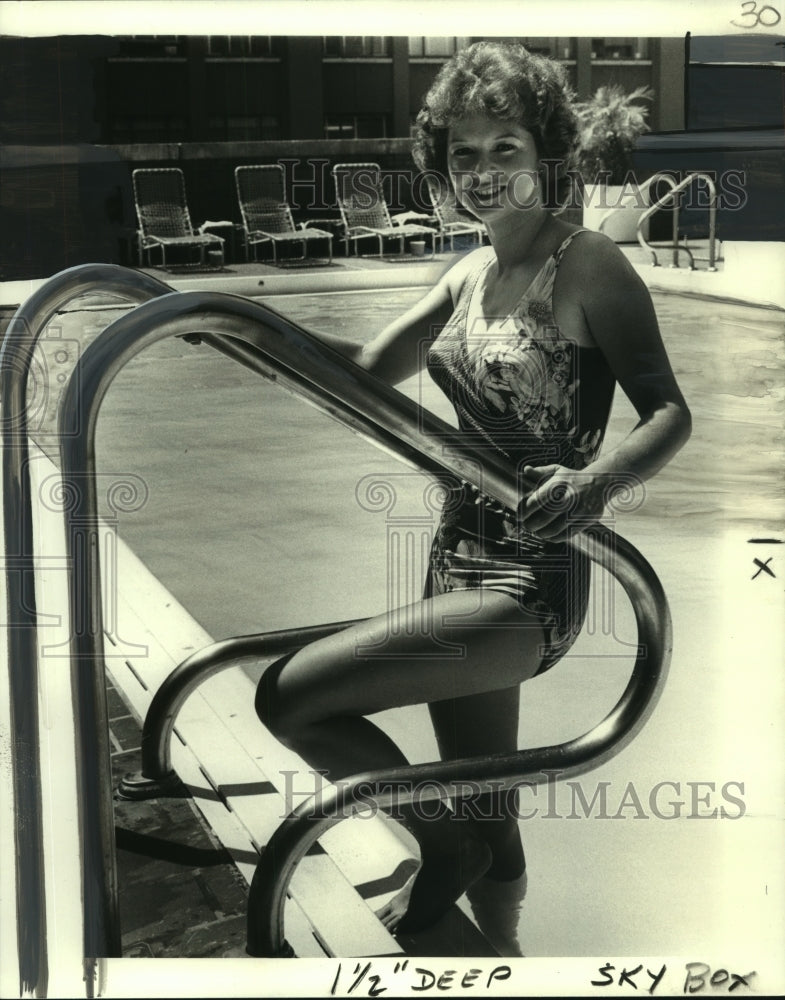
[117,770,185,801]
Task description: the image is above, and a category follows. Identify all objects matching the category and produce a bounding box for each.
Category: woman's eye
[450,147,473,158]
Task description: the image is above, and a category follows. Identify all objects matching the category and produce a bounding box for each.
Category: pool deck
[2,238,785,313]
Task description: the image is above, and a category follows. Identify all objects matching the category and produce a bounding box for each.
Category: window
[689,34,785,64]
[114,35,185,58]
[206,36,282,58]
[516,37,577,61]
[323,37,392,58]
[108,115,188,143]
[408,37,471,58]
[518,38,557,58]
[687,35,785,129]
[590,38,650,62]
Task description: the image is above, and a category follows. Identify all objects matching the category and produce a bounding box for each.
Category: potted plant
[573,84,654,242]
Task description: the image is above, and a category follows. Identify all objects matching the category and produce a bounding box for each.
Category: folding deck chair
[234,165,333,265]
[425,176,487,253]
[332,162,437,257]
[132,168,225,270]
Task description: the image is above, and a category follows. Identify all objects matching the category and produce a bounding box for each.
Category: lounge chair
[426,177,487,252]
[234,165,333,265]
[331,162,436,257]
[132,168,225,270]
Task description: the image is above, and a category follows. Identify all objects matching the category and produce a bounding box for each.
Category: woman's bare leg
[429,687,529,954]
[429,685,526,878]
[255,587,545,933]
[375,683,526,932]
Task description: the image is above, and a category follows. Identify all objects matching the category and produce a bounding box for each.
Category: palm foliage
[574,85,654,185]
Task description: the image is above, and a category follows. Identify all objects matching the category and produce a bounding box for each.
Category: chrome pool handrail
[55,287,671,960]
[119,621,365,798]
[637,171,719,270]
[0,265,173,991]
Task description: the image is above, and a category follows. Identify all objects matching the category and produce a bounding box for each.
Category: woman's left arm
[519,232,692,541]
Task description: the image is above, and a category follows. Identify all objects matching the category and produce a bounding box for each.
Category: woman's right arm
[313,252,479,385]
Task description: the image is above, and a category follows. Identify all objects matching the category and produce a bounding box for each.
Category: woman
[256,41,691,951]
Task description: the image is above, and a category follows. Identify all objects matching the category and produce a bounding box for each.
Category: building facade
[1,34,782,279]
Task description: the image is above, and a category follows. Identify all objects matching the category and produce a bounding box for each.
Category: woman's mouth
[470,186,504,207]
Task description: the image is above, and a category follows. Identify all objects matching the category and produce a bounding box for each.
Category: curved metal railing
[0,265,174,990]
[118,621,364,798]
[637,171,719,270]
[51,282,672,959]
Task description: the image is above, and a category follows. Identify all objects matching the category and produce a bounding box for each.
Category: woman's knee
[255,639,360,741]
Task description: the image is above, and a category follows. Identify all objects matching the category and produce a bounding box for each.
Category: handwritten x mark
[752,557,775,580]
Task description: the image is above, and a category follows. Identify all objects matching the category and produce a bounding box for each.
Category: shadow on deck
[108,675,499,960]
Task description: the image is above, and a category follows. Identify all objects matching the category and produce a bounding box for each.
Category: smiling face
[447,113,542,220]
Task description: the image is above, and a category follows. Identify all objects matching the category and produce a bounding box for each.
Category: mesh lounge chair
[426,177,487,253]
[234,165,333,265]
[332,162,436,257]
[132,168,225,270]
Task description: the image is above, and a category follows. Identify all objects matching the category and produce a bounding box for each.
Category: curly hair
[412,41,580,209]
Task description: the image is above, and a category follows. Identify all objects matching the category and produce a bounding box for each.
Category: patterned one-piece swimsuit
[424,230,616,673]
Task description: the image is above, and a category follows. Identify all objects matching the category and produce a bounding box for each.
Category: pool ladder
[2,265,672,987]
[636,171,721,271]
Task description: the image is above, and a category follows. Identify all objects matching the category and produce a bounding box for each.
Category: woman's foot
[375,834,492,935]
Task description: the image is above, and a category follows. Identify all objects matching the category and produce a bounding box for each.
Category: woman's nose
[475,150,494,178]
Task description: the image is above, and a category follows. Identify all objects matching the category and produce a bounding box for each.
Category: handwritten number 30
[732,1,782,27]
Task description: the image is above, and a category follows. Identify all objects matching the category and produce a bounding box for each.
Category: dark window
[206,35,283,57]
[688,65,785,129]
[687,34,785,129]
[590,37,650,61]
[689,34,785,64]
[407,37,470,58]
[108,115,188,144]
[323,37,392,58]
[114,35,185,58]
[104,58,189,142]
